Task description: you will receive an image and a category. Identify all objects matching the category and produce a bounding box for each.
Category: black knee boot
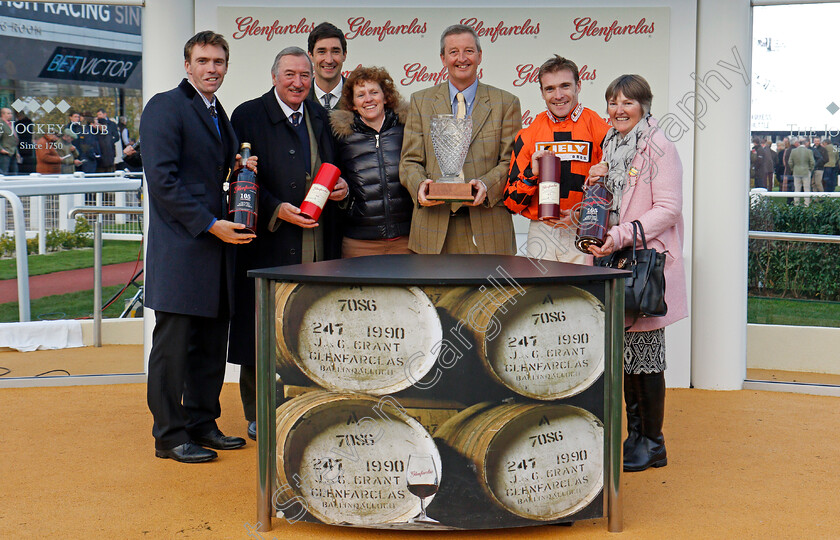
[623,371,667,472]
[623,373,642,458]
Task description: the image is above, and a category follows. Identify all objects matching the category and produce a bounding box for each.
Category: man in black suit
[141,31,256,463]
[95,108,120,173]
[229,46,348,440]
[306,22,347,111]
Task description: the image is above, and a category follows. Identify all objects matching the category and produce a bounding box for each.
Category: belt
[450,206,469,217]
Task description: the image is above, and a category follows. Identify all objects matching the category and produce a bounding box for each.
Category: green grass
[0,241,142,280]
[748,296,840,327]
[0,285,140,323]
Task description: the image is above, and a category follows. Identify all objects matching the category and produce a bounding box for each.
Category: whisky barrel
[434,402,603,521]
[281,384,464,435]
[275,391,442,526]
[449,285,605,399]
[274,283,442,395]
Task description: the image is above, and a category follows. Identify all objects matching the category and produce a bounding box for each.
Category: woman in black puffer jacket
[330,66,413,257]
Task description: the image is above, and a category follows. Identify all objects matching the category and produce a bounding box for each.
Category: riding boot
[623,373,642,458]
[623,371,667,472]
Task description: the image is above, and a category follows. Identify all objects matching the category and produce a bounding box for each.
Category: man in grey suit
[141,31,255,463]
[790,136,815,207]
[399,24,520,254]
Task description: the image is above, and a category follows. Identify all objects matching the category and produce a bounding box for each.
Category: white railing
[0,172,143,322]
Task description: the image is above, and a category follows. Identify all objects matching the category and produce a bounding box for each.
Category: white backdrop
[215,7,670,132]
[196,0,697,388]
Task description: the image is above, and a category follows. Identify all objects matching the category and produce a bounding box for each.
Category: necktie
[455,92,466,120]
[322,94,332,110]
[291,112,302,126]
[452,92,468,212]
[209,105,220,137]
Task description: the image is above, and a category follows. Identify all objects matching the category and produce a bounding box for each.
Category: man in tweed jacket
[399,24,520,254]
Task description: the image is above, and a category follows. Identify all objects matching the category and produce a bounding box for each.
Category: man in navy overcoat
[140,31,256,463]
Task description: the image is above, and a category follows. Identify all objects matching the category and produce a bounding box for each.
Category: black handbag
[594,220,667,320]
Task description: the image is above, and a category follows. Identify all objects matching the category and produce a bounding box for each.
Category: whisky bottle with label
[228,142,258,234]
[575,178,613,253]
[538,153,561,220]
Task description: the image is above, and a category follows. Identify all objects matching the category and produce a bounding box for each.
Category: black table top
[248,254,628,285]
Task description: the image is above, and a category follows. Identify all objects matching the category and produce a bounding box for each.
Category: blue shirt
[448,79,478,117]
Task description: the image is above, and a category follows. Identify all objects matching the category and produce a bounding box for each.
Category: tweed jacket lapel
[432,83,452,116]
[469,83,491,144]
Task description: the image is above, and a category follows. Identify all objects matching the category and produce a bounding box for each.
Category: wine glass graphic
[406,453,439,523]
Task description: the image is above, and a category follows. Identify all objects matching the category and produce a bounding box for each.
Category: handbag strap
[628,220,639,264]
[632,219,648,250]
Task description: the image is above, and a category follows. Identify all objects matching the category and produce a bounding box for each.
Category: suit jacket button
[290,182,297,189]
[289,149,295,155]
[290,249,296,255]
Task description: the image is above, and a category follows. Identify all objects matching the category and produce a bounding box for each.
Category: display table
[249,254,627,532]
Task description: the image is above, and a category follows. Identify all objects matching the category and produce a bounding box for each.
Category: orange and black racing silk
[504,104,610,220]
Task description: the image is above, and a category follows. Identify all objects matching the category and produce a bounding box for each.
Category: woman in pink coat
[587,74,687,472]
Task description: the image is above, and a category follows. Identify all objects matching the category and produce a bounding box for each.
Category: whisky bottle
[575,178,613,253]
[538,153,561,220]
[228,142,258,234]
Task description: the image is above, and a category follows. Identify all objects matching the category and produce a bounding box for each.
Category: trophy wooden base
[428,182,475,202]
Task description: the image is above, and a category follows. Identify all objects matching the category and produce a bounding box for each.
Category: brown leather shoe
[155,442,217,463]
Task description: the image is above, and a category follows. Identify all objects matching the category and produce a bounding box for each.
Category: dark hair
[308,22,347,54]
[184,30,230,63]
[604,74,653,114]
[340,66,401,112]
[537,55,580,87]
[439,24,481,55]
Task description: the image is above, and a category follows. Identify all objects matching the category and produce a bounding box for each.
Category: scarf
[602,113,655,212]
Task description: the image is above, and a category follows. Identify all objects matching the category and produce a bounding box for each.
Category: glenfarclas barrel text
[538,153,561,220]
[299,163,341,220]
[228,142,258,234]
[575,178,613,253]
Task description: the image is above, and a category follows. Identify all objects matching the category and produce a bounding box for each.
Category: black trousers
[239,365,256,422]
[147,310,230,450]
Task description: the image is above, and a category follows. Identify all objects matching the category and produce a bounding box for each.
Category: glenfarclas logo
[232,16,315,41]
[512,63,597,87]
[345,16,427,41]
[459,17,540,43]
[401,63,484,87]
[570,17,655,42]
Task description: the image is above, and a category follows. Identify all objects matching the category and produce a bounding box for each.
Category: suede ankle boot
[623,371,667,472]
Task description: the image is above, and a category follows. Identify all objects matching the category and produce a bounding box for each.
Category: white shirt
[188,80,217,111]
[312,78,343,109]
[274,88,304,122]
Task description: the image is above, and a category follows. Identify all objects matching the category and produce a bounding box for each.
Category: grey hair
[439,24,481,55]
[271,46,313,76]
